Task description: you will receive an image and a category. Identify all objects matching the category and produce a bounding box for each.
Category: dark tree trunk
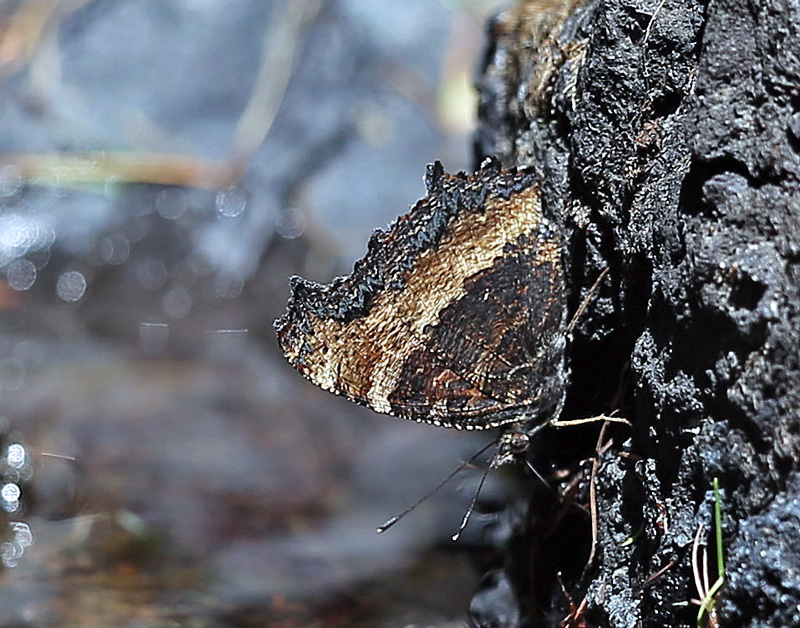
[472,0,800,626]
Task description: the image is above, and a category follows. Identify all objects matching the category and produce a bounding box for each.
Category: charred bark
[472,0,800,626]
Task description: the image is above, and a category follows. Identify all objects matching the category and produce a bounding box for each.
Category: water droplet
[215,187,247,219]
[56,271,87,302]
[139,322,169,354]
[205,328,249,357]
[162,286,192,319]
[155,188,188,220]
[6,259,36,291]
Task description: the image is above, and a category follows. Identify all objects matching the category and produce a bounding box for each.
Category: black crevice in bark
[786,123,800,157]
[678,156,753,216]
[649,90,684,120]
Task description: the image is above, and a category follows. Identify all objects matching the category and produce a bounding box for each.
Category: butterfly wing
[274,161,567,430]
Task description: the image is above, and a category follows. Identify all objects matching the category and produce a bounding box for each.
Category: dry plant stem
[228,0,323,168]
[689,485,725,627]
[0,0,323,189]
[640,0,668,94]
[1,0,94,79]
[702,538,711,599]
[557,572,590,627]
[608,360,630,409]
[587,420,611,565]
[547,469,588,537]
[0,152,240,189]
[0,0,60,75]
[565,267,610,335]
[550,414,631,428]
[642,559,677,586]
[691,523,706,605]
[560,596,589,627]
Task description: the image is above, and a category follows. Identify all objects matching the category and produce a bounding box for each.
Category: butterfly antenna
[451,460,492,541]
[377,439,495,534]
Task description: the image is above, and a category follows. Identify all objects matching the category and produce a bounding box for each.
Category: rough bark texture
[472,0,800,626]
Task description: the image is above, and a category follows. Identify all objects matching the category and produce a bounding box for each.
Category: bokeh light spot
[275,209,306,239]
[56,271,87,302]
[155,188,188,220]
[215,187,247,219]
[0,359,25,392]
[213,273,244,299]
[98,234,131,265]
[162,286,193,319]
[6,259,36,291]
[6,443,26,469]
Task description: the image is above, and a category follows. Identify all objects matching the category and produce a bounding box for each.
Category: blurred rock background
[0,1,510,625]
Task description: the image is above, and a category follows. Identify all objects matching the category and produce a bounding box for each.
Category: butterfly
[274,159,568,469]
